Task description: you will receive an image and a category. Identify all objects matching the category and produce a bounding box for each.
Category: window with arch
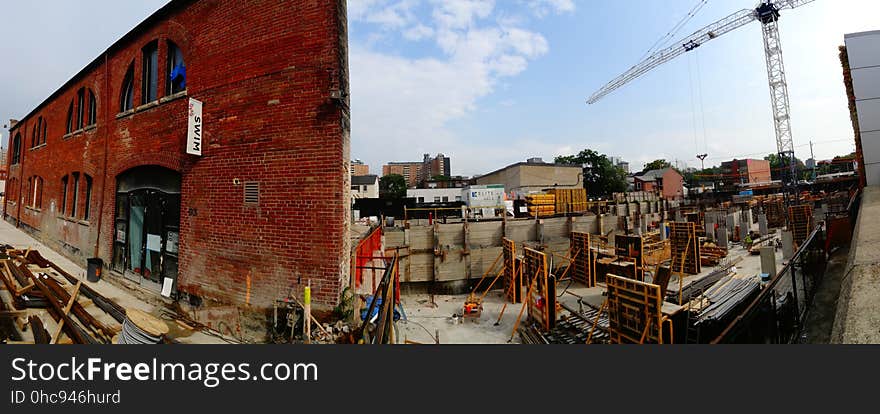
[120,65,135,112]
[30,117,47,148]
[142,41,159,104]
[167,41,186,95]
[11,133,21,164]
[88,90,97,126]
[60,175,69,215]
[76,88,85,130]
[28,175,43,209]
[83,174,93,220]
[66,102,75,134]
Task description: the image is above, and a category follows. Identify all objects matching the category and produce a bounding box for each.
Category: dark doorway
[111,166,181,294]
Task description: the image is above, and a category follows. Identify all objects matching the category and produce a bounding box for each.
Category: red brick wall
[5,0,351,308]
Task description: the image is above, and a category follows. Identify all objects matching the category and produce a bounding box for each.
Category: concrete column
[660,222,667,241]
[782,230,794,260]
[760,246,777,276]
[640,214,648,235]
[758,214,768,236]
[537,218,545,244]
[727,214,736,234]
[717,228,728,249]
[705,217,715,242]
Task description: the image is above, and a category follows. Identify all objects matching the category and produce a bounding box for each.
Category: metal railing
[712,225,826,344]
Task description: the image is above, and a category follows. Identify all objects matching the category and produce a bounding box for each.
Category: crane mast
[588,0,816,188]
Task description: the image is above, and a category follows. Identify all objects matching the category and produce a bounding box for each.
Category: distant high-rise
[420,153,451,182]
[350,159,369,176]
[382,162,423,187]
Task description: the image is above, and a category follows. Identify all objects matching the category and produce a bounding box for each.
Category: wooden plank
[50,282,81,344]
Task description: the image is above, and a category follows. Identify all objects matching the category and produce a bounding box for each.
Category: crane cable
[640,0,710,61]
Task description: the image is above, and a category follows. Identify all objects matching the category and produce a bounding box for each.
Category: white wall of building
[847,30,880,186]
[407,188,462,203]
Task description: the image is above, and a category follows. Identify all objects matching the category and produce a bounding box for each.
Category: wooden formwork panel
[789,205,814,248]
[523,247,555,332]
[614,234,644,281]
[502,238,521,303]
[570,232,595,287]
[669,222,701,275]
[606,274,664,344]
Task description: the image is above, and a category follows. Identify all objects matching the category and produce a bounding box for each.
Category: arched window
[31,123,37,148]
[71,172,80,217]
[87,90,97,126]
[66,102,75,133]
[76,88,85,130]
[42,117,47,145]
[167,41,186,95]
[29,176,43,209]
[11,133,21,164]
[60,175,69,215]
[83,174,93,220]
[142,41,159,104]
[120,65,134,112]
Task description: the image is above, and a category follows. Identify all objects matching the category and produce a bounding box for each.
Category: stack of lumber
[700,243,728,266]
[525,194,556,217]
[546,189,587,214]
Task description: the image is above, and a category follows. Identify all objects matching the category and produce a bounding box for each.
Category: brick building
[4,0,351,309]
[382,162,423,187]
[720,158,772,186]
[633,168,684,200]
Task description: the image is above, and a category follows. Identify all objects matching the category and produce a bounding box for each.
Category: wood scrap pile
[700,242,728,266]
[0,247,125,344]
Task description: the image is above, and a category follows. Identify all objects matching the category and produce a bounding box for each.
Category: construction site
[1,0,878,346]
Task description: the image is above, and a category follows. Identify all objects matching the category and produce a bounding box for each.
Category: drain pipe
[94,52,111,259]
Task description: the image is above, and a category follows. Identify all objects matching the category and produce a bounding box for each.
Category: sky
[1,1,879,176]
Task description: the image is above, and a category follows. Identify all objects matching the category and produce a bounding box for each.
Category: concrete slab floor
[395,238,785,344]
[0,219,229,344]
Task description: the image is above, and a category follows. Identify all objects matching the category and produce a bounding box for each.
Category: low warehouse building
[475,158,583,195]
[4,0,351,309]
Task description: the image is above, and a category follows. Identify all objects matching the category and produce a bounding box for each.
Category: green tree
[642,159,672,172]
[555,149,627,197]
[379,174,407,199]
[764,153,805,181]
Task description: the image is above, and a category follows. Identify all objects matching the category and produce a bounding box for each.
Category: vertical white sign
[187,98,203,156]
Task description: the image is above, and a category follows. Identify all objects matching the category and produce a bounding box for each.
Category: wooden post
[304,280,311,344]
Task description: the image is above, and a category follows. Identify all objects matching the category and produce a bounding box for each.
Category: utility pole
[696,153,708,171]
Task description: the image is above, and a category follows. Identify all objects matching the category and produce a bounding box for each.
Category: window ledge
[116,92,185,120]
[30,143,47,151]
[63,129,85,139]
[24,206,42,213]
[84,124,97,132]
[160,90,188,103]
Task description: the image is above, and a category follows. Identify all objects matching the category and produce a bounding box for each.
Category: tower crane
[588,0,816,189]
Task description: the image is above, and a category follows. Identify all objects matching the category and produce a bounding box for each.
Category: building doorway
[111,166,181,294]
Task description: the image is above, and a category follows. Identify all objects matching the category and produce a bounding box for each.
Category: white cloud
[526,0,575,18]
[349,0,555,175]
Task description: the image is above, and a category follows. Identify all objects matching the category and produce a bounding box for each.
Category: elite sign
[187,98,203,156]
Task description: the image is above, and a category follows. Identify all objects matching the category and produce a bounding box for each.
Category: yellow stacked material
[547,189,588,214]
[525,194,556,217]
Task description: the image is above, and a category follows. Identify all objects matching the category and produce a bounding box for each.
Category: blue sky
[349,0,880,175]
[1,1,878,176]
